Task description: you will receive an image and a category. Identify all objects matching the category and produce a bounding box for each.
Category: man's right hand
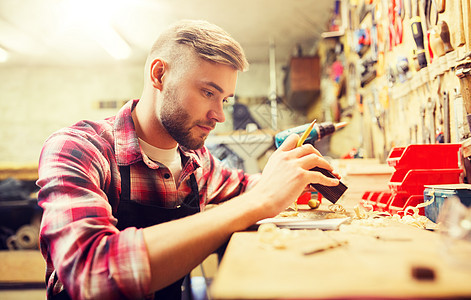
[248,133,339,218]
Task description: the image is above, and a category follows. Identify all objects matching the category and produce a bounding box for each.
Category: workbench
[210,206,471,299]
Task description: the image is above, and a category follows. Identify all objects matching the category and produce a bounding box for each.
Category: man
[37,19,340,300]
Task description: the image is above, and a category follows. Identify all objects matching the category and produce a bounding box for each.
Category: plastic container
[423,184,471,222]
[360,144,463,217]
[387,144,461,170]
[362,191,392,211]
[388,168,463,195]
[388,194,424,215]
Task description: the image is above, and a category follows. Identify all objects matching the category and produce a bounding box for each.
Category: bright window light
[62,0,131,60]
[0,47,8,62]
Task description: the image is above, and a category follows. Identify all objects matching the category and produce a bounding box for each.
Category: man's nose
[208,102,226,123]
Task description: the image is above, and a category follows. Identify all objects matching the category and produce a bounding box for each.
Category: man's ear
[150,59,166,90]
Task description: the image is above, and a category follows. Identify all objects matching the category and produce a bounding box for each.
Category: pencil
[296,119,316,147]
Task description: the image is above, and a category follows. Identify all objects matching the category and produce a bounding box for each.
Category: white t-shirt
[138,138,182,181]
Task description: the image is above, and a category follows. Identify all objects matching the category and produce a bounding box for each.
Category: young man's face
[159,56,238,150]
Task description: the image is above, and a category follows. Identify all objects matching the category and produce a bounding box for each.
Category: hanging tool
[411,0,427,69]
[366,89,381,156]
[453,88,469,140]
[455,60,471,133]
[445,0,466,49]
[420,105,429,143]
[354,28,371,57]
[438,20,454,54]
[395,0,404,46]
[464,0,471,52]
[443,91,450,143]
[396,56,411,83]
[406,0,413,19]
[370,4,379,61]
[436,0,445,13]
[424,0,438,62]
[429,28,446,58]
[427,97,437,143]
[388,0,396,50]
[389,0,404,49]
[360,56,377,87]
[433,75,445,143]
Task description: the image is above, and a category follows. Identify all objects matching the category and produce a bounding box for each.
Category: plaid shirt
[37,99,259,299]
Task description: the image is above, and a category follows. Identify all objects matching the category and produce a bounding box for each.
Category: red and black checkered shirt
[37,99,259,299]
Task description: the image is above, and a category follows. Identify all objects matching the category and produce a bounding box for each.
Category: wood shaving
[257,223,297,249]
[354,203,391,219]
[350,217,389,227]
[257,224,343,254]
[325,212,349,219]
[329,204,346,213]
[289,201,298,212]
[352,192,436,229]
[403,192,435,220]
[278,210,299,217]
[395,189,435,228]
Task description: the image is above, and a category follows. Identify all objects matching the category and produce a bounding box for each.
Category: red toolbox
[361,144,462,216]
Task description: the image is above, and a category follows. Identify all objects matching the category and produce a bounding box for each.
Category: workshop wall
[0,64,143,163]
[0,61,289,164]
[317,0,471,162]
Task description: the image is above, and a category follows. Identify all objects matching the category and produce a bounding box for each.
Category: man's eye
[223,97,234,104]
[203,90,214,98]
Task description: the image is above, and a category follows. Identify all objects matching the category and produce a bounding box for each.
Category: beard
[160,86,215,150]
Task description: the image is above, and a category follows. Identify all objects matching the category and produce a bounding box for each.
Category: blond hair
[147,19,249,72]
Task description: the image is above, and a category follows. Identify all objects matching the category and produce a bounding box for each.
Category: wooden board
[0,163,38,181]
[210,224,471,299]
[0,250,45,283]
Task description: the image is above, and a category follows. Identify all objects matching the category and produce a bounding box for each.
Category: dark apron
[51,165,200,300]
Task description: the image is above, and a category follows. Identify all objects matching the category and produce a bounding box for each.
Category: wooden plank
[0,250,44,283]
[0,163,38,181]
[210,224,471,299]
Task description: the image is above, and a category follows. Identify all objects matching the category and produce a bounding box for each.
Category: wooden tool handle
[439,21,453,53]
[430,28,446,57]
[437,0,445,13]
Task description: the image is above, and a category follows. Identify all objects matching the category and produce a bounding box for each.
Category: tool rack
[361,144,462,216]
